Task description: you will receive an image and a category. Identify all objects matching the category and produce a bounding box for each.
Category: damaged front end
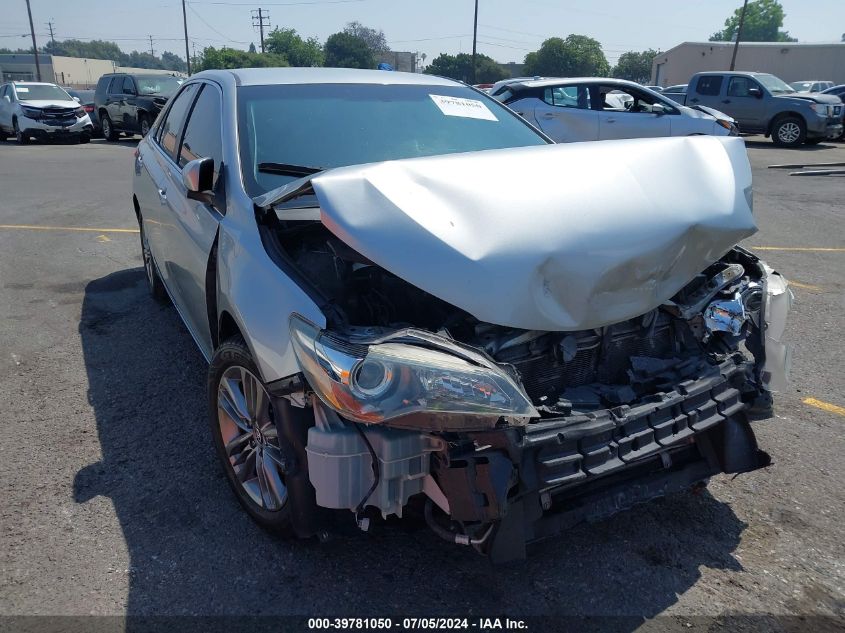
[257,137,791,561]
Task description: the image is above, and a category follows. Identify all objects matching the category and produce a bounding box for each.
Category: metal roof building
[651,42,845,88]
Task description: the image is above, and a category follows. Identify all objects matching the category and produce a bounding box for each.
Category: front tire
[101,113,118,141]
[772,116,806,147]
[209,337,293,533]
[13,119,28,145]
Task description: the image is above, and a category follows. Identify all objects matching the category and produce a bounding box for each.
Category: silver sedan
[133,68,788,562]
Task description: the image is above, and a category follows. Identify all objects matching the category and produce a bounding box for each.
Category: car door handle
[722,99,731,104]
[689,98,699,104]
[542,112,555,119]
[157,188,167,204]
[605,118,616,123]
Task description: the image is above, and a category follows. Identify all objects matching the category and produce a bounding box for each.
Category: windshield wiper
[258,162,324,177]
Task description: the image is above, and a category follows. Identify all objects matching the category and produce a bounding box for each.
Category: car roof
[193,67,461,87]
[514,77,640,89]
[10,81,59,86]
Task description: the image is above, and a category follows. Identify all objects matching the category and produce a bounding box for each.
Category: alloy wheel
[778,122,800,144]
[216,366,288,511]
[140,118,150,137]
[102,117,111,139]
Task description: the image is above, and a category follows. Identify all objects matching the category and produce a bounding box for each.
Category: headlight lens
[21,106,41,118]
[74,107,85,117]
[289,316,538,428]
[809,103,830,116]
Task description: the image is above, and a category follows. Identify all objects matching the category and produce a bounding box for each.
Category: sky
[3,0,844,67]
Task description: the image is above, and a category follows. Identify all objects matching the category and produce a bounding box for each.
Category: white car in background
[497,78,737,142]
[0,81,93,144]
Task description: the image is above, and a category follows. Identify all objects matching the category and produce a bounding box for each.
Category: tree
[323,33,374,69]
[612,49,660,84]
[424,52,507,83]
[160,51,187,72]
[709,0,796,42]
[248,42,257,53]
[198,46,287,71]
[523,35,610,77]
[265,28,323,67]
[342,21,388,54]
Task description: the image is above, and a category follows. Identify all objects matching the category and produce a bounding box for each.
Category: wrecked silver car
[132,68,790,562]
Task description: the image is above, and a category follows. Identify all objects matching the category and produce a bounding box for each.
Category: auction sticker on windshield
[430,94,498,121]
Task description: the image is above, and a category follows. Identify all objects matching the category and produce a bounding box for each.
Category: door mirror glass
[748,87,762,98]
[182,157,215,199]
[3,95,9,103]
[72,96,80,103]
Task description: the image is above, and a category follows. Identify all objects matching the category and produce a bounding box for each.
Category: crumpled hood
[776,93,841,106]
[310,136,756,331]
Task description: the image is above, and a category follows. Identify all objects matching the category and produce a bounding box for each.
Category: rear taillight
[83,105,94,112]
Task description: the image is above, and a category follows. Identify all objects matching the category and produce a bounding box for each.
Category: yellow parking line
[789,281,823,292]
[803,397,845,417]
[0,224,139,234]
[750,246,845,252]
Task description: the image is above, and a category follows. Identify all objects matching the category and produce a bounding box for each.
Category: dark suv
[94,73,183,141]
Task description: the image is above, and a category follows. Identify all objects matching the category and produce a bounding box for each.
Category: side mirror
[73,96,80,103]
[748,87,763,98]
[182,157,215,202]
[652,103,666,115]
[3,95,10,103]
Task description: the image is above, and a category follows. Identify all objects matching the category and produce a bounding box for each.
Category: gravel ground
[0,136,843,630]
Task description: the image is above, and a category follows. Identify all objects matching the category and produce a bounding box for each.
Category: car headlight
[20,106,41,119]
[74,107,85,118]
[289,315,538,429]
[809,103,830,116]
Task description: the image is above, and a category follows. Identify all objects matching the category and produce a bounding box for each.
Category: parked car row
[131,67,789,562]
[0,81,94,144]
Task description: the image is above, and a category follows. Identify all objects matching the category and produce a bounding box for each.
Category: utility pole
[252,8,270,53]
[25,0,41,81]
[181,0,191,75]
[148,35,155,57]
[46,20,55,47]
[471,0,479,84]
[729,0,749,71]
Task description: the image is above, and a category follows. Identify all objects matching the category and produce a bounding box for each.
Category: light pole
[729,0,749,71]
[471,0,479,84]
[25,0,41,81]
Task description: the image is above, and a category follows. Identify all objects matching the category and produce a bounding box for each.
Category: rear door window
[543,85,591,109]
[156,83,199,163]
[696,76,723,96]
[122,76,136,95]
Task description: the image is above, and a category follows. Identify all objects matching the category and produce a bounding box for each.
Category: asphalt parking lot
[0,135,843,627]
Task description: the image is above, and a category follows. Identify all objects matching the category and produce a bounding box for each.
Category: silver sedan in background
[132,67,787,563]
[495,77,737,142]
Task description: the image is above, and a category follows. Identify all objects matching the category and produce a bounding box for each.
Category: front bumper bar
[433,356,771,562]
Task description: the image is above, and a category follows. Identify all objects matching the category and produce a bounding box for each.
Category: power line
[187,2,249,43]
[251,8,270,53]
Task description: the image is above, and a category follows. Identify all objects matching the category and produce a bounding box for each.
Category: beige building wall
[51,56,116,88]
[651,42,845,88]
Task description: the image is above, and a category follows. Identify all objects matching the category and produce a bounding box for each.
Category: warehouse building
[0,53,185,88]
[651,41,845,88]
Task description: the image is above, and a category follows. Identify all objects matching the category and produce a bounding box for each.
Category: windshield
[14,84,72,101]
[136,76,183,96]
[237,83,548,196]
[755,74,794,95]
